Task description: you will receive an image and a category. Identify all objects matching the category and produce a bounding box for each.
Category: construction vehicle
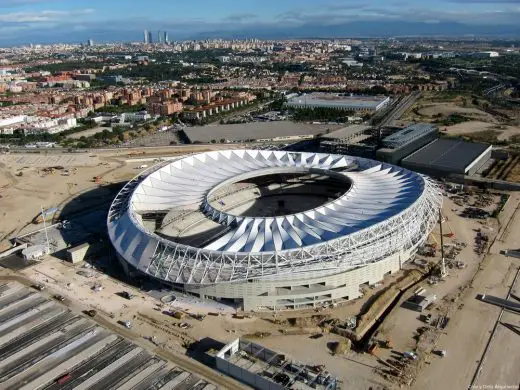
[403,351,418,360]
[164,310,184,319]
[53,295,65,302]
[120,291,135,300]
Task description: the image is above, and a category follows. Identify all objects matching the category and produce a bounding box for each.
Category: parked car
[120,291,136,300]
[53,295,65,302]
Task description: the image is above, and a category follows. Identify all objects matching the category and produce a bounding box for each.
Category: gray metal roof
[382,123,437,149]
[402,138,491,172]
[287,94,389,109]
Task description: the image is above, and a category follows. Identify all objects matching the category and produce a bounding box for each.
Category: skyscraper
[148,31,153,44]
[143,29,148,44]
[163,31,168,44]
[87,39,94,47]
[157,31,162,44]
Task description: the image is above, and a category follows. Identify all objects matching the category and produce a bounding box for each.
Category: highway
[377,91,421,128]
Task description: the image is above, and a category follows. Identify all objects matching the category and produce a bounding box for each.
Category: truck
[56,373,72,385]
[403,351,418,360]
[165,311,184,320]
[120,291,135,300]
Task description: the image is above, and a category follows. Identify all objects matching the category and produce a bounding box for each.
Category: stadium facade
[108,150,442,310]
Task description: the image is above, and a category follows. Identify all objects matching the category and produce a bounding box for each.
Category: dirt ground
[1,149,520,390]
[410,195,520,390]
[417,103,497,122]
[443,121,520,141]
[0,145,234,248]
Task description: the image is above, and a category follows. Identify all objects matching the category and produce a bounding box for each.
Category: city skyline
[0,0,519,45]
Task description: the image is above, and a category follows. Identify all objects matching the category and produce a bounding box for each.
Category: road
[0,272,247,390]
[377,91,421,128]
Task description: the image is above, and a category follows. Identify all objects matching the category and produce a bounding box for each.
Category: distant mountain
[191,21,520,40]
[2,20,519,46]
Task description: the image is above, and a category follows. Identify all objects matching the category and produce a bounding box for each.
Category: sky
[0,0,519,45]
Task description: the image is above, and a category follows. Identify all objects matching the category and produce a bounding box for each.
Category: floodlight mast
[439,208,447,278]
[40,204,51,255]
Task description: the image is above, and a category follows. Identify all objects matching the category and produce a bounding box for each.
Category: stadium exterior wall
[117,249,408,311]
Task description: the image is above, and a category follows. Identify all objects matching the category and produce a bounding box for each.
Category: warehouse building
[286,93,390,112]
[215,338,338,390]
[320,124,377,157]
[376,123,439,165]
[402,138,492,177]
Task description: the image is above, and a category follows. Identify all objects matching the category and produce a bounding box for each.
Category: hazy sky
[0,0,519,44]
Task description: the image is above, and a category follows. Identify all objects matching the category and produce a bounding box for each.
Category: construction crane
[444,215,455,238]
[439,209,448,278]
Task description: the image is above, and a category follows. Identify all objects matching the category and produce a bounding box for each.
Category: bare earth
[411,195,520,390]
[417,103,497,122]
[1,149,519,390]
[445,120,520,141]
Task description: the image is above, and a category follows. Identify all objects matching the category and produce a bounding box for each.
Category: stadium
[107,150,442,311]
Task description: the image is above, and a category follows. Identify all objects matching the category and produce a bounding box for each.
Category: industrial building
[286,93,390,112]
[107,150,442,311]
[319,125,377,157]
[215,338,338,390]
[401,138,492,177]
[0,282,214,390]
[376,123,439,165]
[320,125,372,144]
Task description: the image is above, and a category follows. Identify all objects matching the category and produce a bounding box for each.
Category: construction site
[0,144,519,390]
[482,151,520,183]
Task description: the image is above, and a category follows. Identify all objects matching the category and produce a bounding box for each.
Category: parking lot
[0,281,216,390]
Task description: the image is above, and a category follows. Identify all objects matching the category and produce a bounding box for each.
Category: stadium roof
[107,150,442,284]
[402,138,491,173]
